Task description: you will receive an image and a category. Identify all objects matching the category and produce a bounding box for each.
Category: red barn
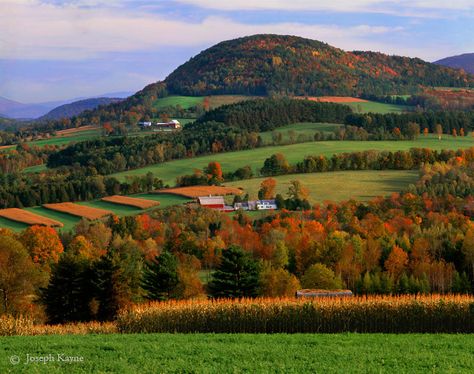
[198,196,225,210]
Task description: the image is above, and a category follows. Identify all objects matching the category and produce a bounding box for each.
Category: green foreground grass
[226,170,418,203]
[112,134,474,185]
[0,333,473,373]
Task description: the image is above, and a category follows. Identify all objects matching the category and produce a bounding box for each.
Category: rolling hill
[166,34,473,96]
[39,97,123,120]
[435,53,474,74]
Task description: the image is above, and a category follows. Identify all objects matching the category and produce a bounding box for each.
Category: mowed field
[112,134,474,186]
[0,194,190,232]
[1,333,473,373]
[152,95,257,110]
[225,170,419,203]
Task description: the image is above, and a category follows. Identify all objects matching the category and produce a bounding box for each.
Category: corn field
[0,315,117,336]
[117,295,474,334]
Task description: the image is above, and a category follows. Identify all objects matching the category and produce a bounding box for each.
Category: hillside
[435,53,474,74]
[39,97,123,120]
[166,34,473,97]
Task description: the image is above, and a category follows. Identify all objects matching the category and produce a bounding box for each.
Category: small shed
[256,200,277,210]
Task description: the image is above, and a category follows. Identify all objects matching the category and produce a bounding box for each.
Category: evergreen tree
[208,245,260,298]
[41,253,93,324]
[142,251,179,301]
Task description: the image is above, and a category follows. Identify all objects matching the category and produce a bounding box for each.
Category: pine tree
[142,251,179,301]
[208,245,260,298]
[41,253,94,324]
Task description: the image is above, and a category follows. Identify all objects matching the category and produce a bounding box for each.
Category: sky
[0,0,473,103]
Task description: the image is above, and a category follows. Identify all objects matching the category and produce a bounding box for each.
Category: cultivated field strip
[101,195,160,209]
[154,185,243,198]
[117,294,474,334]
[0,208,63,227]
[43,202,113,220]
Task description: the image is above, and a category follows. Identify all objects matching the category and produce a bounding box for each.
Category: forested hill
[39,97,123,120]
[166,34,473,96]
[435,53,474,74]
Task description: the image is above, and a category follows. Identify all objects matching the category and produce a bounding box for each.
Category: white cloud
[176,0,474,13]
[0,0,418,61]
[0,0,470,62]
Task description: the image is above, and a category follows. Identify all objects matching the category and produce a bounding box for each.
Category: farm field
[112,134,474,185]
[225,170,419,203]
[1,333,472,373]
[345,101,410,113]
[152,95,256,110]
[0,194,191,232]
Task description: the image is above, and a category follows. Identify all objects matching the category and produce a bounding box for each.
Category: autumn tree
[205,161,223,184]
[20,226,64,268]
[406,122,420,140]
[384,245,408,280]
[435,123,443,140]
[208,245,260,298]
[261,153,291,175]
[301,263,343,290]
[258,178,277,199]
[259,263,300,297]
[287,180,310,201]
[0,234,42,315]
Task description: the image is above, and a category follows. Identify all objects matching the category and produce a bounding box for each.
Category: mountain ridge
[165,34,473,97]
[434,53,474,74]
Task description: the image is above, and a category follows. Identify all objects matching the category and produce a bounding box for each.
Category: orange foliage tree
[20,226,64,267]
[258,178,277,199]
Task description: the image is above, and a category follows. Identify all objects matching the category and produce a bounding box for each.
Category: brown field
[101,195,160,209]
[55,125,97,136]
[43,202,112,220]
[154,185,243,198]
[0,208,63,227]
[0,145,14,151]
[305,96,369,103]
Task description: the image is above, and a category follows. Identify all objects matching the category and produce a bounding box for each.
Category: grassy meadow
[226,170,419,203]
[345,101,410,113]
[0,333,472,373]
[152,95,256,110]
[112,134,474,185]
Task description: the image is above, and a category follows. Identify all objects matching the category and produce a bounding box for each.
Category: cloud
[175,0,474,13]
[0,0,413,61]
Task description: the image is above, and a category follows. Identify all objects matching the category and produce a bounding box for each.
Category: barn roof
[198,196,225,205]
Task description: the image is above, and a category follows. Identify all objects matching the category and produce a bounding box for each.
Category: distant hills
[39,97,124,120]
[166,34,473,97]
[435,53,474,74]
[0,91,133,119]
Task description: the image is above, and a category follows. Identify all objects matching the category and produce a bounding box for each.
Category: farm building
[138,119,181,131]
[234,200,277,211]
[198,196,234,212]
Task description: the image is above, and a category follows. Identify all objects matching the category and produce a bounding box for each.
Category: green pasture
[152,95,255,110]
[346,101,410,113]
[112,134,473,186]
[226,170,419,203]
[0,333,472,373]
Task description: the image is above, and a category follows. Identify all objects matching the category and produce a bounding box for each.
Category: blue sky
[1,0,473,103]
